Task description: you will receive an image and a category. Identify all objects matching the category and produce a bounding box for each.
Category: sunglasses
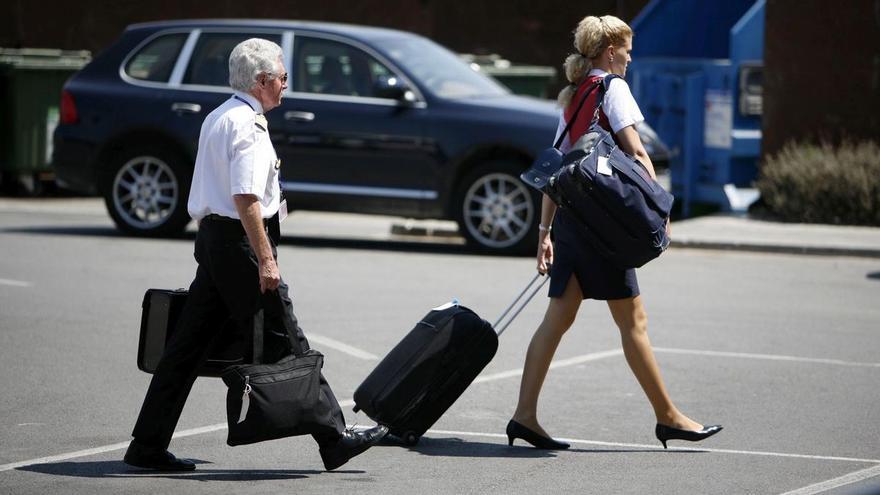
[263,72,288,84]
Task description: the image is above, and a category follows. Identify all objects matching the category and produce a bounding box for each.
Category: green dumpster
[0,48,91,191]
[460,53,557,99]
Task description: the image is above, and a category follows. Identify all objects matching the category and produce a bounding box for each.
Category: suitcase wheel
[402,431,420,446]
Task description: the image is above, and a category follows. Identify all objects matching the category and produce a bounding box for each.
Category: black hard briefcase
[353,273,548,445]
[521,74,674,269]
[138,288,245,377]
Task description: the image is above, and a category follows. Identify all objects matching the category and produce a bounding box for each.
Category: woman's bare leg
[511,276,582,437]
[607,295,702,430]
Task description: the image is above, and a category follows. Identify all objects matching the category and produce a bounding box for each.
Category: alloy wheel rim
[462,172,534,249]
[112,156,179,230]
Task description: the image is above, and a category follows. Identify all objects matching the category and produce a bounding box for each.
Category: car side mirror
[374,76,416,104]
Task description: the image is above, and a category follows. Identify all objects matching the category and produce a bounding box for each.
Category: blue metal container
[628,0,765,215]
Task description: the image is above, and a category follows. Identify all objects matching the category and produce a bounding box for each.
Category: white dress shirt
[553,68,645,153]
[187,91,280,221]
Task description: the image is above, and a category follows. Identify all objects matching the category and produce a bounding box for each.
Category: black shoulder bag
[222,292,335,446]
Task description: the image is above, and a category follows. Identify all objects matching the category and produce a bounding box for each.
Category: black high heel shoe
[655,423,723,449]
[506,420,570,450]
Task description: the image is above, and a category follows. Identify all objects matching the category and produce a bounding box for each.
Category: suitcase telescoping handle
[493,268,550,337]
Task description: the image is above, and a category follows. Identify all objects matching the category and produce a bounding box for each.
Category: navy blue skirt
[548,209,640,300]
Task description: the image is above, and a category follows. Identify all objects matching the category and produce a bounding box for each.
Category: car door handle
[284,111,315,122]
[171,103,202,114]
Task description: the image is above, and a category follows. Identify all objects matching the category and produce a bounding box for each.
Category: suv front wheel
[102,147,192,237]
[454,160,539,255]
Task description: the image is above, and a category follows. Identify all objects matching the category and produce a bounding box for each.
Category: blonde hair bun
[557,15,633,107]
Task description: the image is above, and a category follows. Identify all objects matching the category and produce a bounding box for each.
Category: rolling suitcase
[138,288,245,377]
[352,273,549,445]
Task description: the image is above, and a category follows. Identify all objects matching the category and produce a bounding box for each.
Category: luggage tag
[278,199,288,223]
[597,156,613,176]
[237,377,251,424]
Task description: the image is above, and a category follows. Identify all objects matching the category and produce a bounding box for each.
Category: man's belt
[201,213,279,244]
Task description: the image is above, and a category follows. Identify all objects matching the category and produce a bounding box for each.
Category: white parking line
[778,464,880,495]
[426,429,880,465]
[0,399,359,473]
[0,350,623,472]
[308,334,379,360]
[654,347,880,368]
[473,349,623,383]
[0,441,132,472]
[3,346,876,474]
[0,278,32,288]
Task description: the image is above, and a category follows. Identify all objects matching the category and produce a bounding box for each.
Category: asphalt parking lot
[0,198,878,494]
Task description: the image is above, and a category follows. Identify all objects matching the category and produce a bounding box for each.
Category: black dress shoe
[655,423,723,449]
[319,425,389,471]
[123,441,196,471]
[506,420,570,450]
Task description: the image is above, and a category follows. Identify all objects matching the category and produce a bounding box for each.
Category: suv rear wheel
[102,147,191,236]
[454,160,539,255]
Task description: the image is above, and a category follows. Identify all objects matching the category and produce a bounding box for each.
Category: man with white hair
[124,38,387,472]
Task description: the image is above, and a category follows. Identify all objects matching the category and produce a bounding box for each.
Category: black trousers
[131,217,345,449]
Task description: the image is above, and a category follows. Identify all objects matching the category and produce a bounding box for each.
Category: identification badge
[278,199,288,222]
[597,156,613,176]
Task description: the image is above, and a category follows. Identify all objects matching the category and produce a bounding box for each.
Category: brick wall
[763,0,880,156]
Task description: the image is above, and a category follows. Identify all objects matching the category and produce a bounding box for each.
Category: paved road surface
[1,199,878,494]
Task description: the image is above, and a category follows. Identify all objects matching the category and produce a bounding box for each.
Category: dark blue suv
[54,19,666,254]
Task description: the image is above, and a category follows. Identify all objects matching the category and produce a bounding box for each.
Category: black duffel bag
[222,293,337,446]
[521,74,673,269]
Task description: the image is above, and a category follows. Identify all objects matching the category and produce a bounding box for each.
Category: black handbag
[521,75,674,269]
[222,293,336,446]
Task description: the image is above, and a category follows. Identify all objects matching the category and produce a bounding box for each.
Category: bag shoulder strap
[252,290,306,364]
[603,73,622,89]
[587,73,623,128]
[252,309,265,363]
[553,80,603,150]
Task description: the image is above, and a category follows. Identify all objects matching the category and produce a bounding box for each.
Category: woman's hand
[537,231,553,274]
[665,217,672,238]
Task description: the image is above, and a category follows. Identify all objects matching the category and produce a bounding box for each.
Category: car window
[125,33,188,82]
[293,37,392,98]
[183,32,282,87]
[373,35,509,99]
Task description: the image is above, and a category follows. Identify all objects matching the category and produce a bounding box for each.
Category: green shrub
[756,140,880,225]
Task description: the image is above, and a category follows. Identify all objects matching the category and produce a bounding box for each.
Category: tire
[101,146,192,237]
[454,160,539,255]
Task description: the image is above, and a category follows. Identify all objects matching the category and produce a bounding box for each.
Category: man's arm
[233,194,280,293]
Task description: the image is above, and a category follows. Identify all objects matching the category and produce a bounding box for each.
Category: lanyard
[233,95,255,112]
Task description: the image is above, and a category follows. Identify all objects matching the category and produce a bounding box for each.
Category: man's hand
[259,256,280,293]
[233,194,279,293]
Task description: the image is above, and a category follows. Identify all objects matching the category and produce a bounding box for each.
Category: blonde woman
[507,15,722,450]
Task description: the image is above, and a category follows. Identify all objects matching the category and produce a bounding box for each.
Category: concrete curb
[670,239,880,258]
